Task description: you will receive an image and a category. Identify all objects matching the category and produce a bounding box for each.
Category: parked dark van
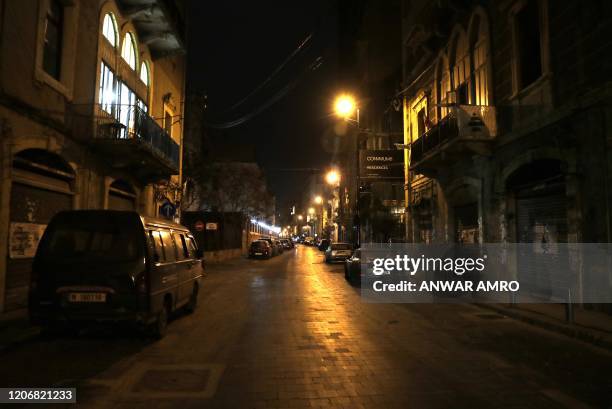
[29,210,204,338]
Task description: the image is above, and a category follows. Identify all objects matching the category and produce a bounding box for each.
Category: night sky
[186,1,341,215]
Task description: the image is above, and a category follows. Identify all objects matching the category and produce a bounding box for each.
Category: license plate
[68,292,107,303]
[255,252,262,255]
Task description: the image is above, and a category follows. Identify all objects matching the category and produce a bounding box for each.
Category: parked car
[304,237,314,246]
[344,248,362,282]
[260,238,280,256]
[318,239,331,251]
[29,210,204,339]
[325,242,353,263]
[280,239,294,250]
[249,240,272,259]
[274,240,284,254]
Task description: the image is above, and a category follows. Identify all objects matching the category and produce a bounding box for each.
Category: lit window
[99,62,115,113]
[469,13,489,106]
[450,31,469,105]
[102,13,118,47]
[140,62,149,86]
[121,32,137,69]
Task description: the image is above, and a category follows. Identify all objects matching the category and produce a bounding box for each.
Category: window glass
[150,230,165,262]
[187,237,199,258]
[99,62,115,113]
[174,233,189,260]
[517,1,542,88]
[43,0,63,80]
[160,230,176,262]
[140,62,149,86]
[102,13,117,47]
[118,82,136,138]
[121,32,137,69]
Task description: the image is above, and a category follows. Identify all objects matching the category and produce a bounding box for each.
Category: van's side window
[150,230,165,262]
[174,232,188,260]
[160,230,176,262]
[187,237,198,258]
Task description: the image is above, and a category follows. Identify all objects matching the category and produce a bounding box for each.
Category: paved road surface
[1,245,610,408]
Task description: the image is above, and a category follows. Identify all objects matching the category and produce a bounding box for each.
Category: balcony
[85,105,179,181]
[410,105,497,176]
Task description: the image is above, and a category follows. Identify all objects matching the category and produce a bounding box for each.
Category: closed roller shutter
[7,183,72,311]
[516,183,568,299]
[6,150,75,311]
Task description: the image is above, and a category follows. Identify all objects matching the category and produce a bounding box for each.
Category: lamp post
[334,93,361,247]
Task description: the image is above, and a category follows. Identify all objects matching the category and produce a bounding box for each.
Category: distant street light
[308,207,315,215]
[314,196,323,205]
[325,169,340,185]
[297,214,303,220]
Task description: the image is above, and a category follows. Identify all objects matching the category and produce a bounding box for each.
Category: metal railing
[95,104,179,170]
[410,111,459,164]
[410,104,496,166]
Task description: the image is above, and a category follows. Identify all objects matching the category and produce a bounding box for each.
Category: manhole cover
[132,369,211,393]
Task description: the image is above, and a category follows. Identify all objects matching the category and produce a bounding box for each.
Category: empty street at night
[1,245,610,408]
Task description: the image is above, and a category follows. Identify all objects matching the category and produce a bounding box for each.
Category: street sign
[205,222,218,230]
[359,149,404,180]
[194,220,205,231]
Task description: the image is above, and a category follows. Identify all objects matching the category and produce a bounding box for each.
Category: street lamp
[334,92,361,246]
[297,214,303,221]
[325,169,340,186]
[308,207,315,215]
[334,94,359,126]
[314,195,323,205]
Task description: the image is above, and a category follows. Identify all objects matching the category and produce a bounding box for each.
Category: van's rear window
[38,214,143,262]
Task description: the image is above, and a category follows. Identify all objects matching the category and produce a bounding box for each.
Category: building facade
[0,0,186,313]
[401,0,611,300]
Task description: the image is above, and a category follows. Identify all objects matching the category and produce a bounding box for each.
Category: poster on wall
[9,222,47,259]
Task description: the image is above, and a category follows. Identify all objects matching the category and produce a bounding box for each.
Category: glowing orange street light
[334,94,356,119]
[325,169,340,185]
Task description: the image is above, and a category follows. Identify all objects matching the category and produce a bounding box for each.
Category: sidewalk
[477,303,612,350]
[0,308,40,352]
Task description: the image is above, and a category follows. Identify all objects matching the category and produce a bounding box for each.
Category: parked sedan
[274,240,284,254]
[318,239,331,251]
[344,248,361,282]
[249,240,272,259]
[280,239,294,250]
[261,238,280,256]
[324,242,353,263]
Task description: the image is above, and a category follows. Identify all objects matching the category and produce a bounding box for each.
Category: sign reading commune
[359,149,404,180]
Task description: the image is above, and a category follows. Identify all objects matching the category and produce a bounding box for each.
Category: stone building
[401,0,611,301]
[402,0,611,243]
[0,0,186,313]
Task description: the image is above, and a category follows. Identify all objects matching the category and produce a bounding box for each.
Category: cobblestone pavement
[0,246,611,408]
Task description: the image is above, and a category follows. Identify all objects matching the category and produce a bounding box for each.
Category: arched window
[468,12,489,105]
[102,13,118,47]
[121,32,137,69]
[140,61,149,86]
[449,29,469,105]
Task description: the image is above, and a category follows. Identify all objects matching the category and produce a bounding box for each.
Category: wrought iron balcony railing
[410,104,497,168]
[95,104,180,171]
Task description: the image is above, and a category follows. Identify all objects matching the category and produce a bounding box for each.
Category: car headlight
[331,251,337,256]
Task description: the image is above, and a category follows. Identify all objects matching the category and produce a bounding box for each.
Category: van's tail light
[135,273,147,294]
